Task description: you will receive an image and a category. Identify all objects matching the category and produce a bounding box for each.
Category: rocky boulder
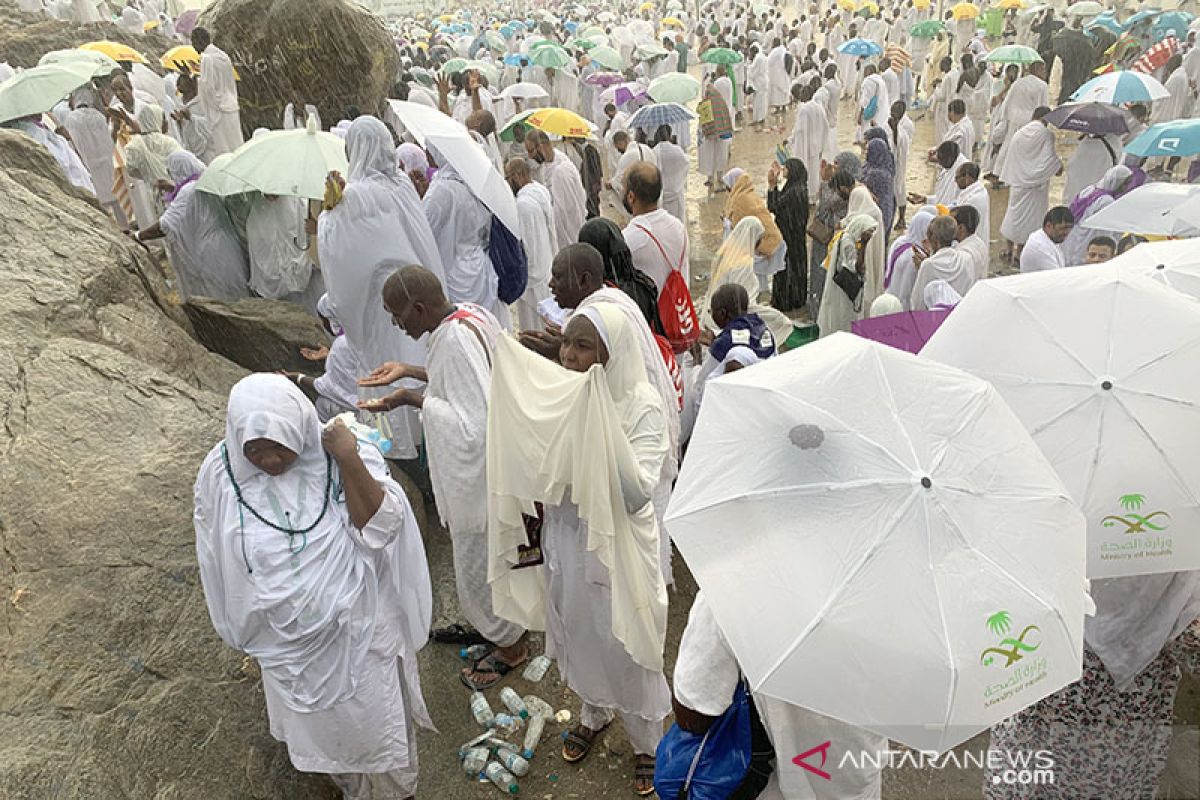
[184,296,329,375]
[199,0,400,134]
[0,0,174,68]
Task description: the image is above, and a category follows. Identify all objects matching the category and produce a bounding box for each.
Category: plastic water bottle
[460,747,489,777]
[491,713,522,735]
[484,761,519,794]
[522,694,554,720]
[470,691,496,727]
[521,713,547,760]
[494,745,531,777]
[499,687,530,719]
[461,644,491,660]
[522,654,552,682]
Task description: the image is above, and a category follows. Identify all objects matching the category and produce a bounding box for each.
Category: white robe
[890,115,914,212]
[748,53,770,123]
[15,121,95,195]
[178,97,220,164]
[910,246,974,310]
[930,153,968,206]
[198,44,243,156]
[514,181,558,331]
[954,232,989,281]
[63,106,115,203]
[1062,135,1122,205]
[954,179,990,246]
[160,182,250,301]
[1152,68,1193,125]
[1019,228,1064,272]
[422,164,502,318]
[654,140,689,226]
[245,195,316,302]
[698,77,733,178]
[999,121,1060,246]
[624,208,690,295]
[993,74,1049,178]
[540,149,588,251]
[857,73,889,140]
[788,100,828,198]
[612,142,659,201]
[943,116,975,160]
[767,46,791,107]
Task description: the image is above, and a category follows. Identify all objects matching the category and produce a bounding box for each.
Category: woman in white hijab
[135,150,250,301]
[124,103,181,224]
[246,193,323,312]
[701,216,795,347]
[817,213,880,336]
[885,206,936,311]
[317,116,445,460]
[845,184,886,309]
[487,303,671,796]
[1060,164,1133,267]
[194,374,432,800]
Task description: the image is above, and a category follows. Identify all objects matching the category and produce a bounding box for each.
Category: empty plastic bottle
[522,694,554,720]
[461,644,491,660]
[470,691,496,727]
[522,654,552,682]
[484,761,519,794]
[499,687,530,719]
[461,747,489,777]
[491,713,522,735]
[521,713,547,760]
[494,745,531,777]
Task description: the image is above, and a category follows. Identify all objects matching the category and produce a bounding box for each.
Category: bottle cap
[522,748,534,759]
[518,710,530,719]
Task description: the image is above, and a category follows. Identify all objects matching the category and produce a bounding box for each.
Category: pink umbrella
[174,8,200,36]
[584,70,625,87]
[851,309,952,354]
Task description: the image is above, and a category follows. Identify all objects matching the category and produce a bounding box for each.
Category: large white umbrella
[922,266,1200,579]
[1081,182,1200,237]
[194,117,347,200]
[1105,237,1200,300]
[37,48,120,77]
[498,81,550,101]
[667,333,1087,753]
[386,100,521,237]
[0,62,99,124]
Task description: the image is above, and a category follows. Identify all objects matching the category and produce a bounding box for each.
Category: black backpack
[488,216,528,305]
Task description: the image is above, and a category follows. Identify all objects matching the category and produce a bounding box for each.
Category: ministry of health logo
[979,611,1041,669]
[1102,494,1171,535]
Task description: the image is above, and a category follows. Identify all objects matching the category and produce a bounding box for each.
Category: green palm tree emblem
[986,611,1011,637]
[1119,494,1146,510]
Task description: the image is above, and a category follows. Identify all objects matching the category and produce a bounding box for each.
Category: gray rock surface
[184,296,329,375]
[0,0,174,68]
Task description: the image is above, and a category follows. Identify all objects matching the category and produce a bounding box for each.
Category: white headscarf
[167,149,206,183]
[708,215,765,303]
[869,292,903,317]
[721,166,745,190]
[316,293,343,336]
[135,102,164,134]
[346,116,399,183]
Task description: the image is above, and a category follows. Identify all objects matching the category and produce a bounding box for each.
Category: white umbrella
[597,10,615,21]
[386,100,521,237]
[1081,182,1200,237]
[1105,237,1200,300]
[666,333,1087,753]
[498,81,550,100]
[922,266,1200,579]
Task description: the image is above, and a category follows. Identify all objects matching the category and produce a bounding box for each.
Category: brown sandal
[634,754,656,796]
[562,723,608,763]
[459,651,526,691]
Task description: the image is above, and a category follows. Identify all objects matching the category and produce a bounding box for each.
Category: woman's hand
[359,361,407,386]
[321,419,359,462]
[300,345,329,362]
[358,388,413,412]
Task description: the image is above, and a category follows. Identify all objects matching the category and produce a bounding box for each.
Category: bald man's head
[382,263,451,340]
[466,109,496,137]
[549,244,605,310]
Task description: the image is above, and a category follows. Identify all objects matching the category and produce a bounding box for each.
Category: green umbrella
[648,71,701,103]
[580,24,605,37]
[441,58,499,85]
[589,45,626,70]
[528,38,559,51]
[635,42,670,60]
[482,30,506,52]
[195,119,347,201]
[0,63,99,124]
[910,19,947,37]
[441,57,469,75]
[531,44,573,69]
[700,47,744,64]
[37,48,120,78]
[498,108,537,142]
[573,37,598,50]
[194,152,256,197]
[983,44,1043,64]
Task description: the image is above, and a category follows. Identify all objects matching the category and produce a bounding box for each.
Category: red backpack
[634,223,699,353]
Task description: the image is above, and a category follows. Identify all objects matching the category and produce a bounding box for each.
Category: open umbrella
[79,41,146,64]
[526,106,595,138]
[194,152,255,197]
[1071,70,1169,104]
[1152,11,1193,41]
[572,36,600,50]
[1082,183,1200,237]
[997,0,1025,9]
[580,24,606,37]
[0,62,100,124]
[498,82,550,101]
[662,16,684,27]
[923,266,1200,579]
[386,100,521,236]
[639,0,654,9]
[159,44,200,73]
[1106,238,1200,301]
[584,70,625,87]
[635,42,670,60]
[951,2,980,20]
[628,101,697,130]
[984,44,1042,64]
[910,19,947,37]
[648,71,701,103]
[589,45,626,70]
[667,333,1087,753]
[837,38,883,57]
[531,44,573,69]
[1043,101,1133,135]
[850,309,952,353]
[174,8,199,36]
[498,109,538,142]
[1125,119,1200,158]
[194,118,347,201]
[700,46,744,64]
[1124,10,1159,28]
[1066,1,1104,16]
[38,48,119,77]
[601,81,649,106]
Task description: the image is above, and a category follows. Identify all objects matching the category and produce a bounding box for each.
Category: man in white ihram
[504,157,559,331]
[525,129,587,249]
[191,26,243,156]
[622,163,689,298]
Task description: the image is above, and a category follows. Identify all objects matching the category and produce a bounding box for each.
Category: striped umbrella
[628,101,698,130]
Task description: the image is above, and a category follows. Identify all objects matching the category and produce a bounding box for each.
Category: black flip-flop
[431,623,489,646]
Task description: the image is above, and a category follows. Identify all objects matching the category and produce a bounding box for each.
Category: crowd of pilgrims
[9,0,1200,797]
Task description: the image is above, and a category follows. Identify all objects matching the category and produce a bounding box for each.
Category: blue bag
[487,215,528,305]
[864,95,879,121]
[654,681,753,800]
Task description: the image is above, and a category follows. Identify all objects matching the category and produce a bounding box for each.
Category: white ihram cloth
[514,181,559,331]
[317,116,446,460]
[1062,134,1122,205]
[14,120,95,194]
[425,304,524,648]
[198,43,243,156]
[63,98,115,203]
[890,114,915,211]
[160,151,250,301]
[992,74,1049,178]
[909,245,975,311]
[953,178,990,246]
[955,232,989,282]
[612,141,659,202]
[178,96,220,164]
[767,45,790,107]
[748,52,769,122]
[486,306,670,676]
[698,76,733,177]
[788,100,829,198]
[999,121,1060,246]
[624,207,690,294]
[929,153,968,206]
[857,73,889,140]
[654,139,689,225]
[194,375,433,782]
[311,299,362,423]
[245,194,318,304]
[944,116,975,160]
[541,149,588,251]
[1018,228,1064,273]
[675,592,887,800]
[125,105,181,192]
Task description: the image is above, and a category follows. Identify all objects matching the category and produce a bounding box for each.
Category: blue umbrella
[1152,11,1193,41]
[564,20,579,33]
[1043,102,1133,136]
[503,53,530,66]
[1085,14,1123,36]
[1125,119,1200,157]
[837,38,883,57]
[1071,70,1170,104]
[627,101,698,130]
[1123,10,1159,29]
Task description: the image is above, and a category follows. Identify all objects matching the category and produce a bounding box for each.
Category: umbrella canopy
[597,10,615,22]
[580,24,605,37]
[662,16,684,26]
[837,38,884,56]
[1018,2,1047,15]
[667,333,1087,753]
[79,41,146,65]
[635,42,670,60]
[1043,101,1133,135]
[984,44,1042,64]
[572,36,600,50]
[850,309,952,353]
[1124,10,1159,28]
[910,19,947,37]
[174,8,199,35]
[1086,14,1124,36]
[1125,119,1200,158]
[837,0,856,9]
[584,70,625,87]
[997,0,1025,9]
[526,106,595,138]
[0,62,100,124]
[531,44,573,69]
[700,47,744,64]
[628,101,697,130]
[922,266,1200,579]
[1067,1,1104,16]
[1071,70,1169,104]
[160,44,200,73]
[1082,183,1200,237]
[498,81,550,101]
[601,81,649,107]
[589,45,626,70]
[441,58,499,85]
[37,48,119,78]
[639,0,654,9]
[1152,11,1193,41]
[386,100,521,235]
[951,2,980,20]
[194,152,255,197]
[648,71,701,103]
[195,118,347,201]
[498,108,538,142]
[1106,238,1200,301]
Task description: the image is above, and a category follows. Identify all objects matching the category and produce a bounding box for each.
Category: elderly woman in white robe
[246,194,323,312]
[136,150,250,301]
[318,116,445,461]
[487,303,671,796]
[124,103,181,225]
[194,374,432,800]
[817,212,880,336]
[63,87,120,220]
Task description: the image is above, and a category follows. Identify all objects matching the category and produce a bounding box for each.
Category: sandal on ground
[634,754,656,796]
[459,651,526,691]
[432,623,488,645]
[562,723,609,763]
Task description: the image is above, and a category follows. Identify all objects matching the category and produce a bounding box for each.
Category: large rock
[184,296,329,374]
[0,117,339,798]
[0,0,174,68]
[199,0,400,134]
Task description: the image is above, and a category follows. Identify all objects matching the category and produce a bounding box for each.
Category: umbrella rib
[1122,334,1200,383]
[1012,296,1099,382]
[1115,386,1199,409]
[667,478,914,519]
[870,346,921,469]
[1110,392,1200,510]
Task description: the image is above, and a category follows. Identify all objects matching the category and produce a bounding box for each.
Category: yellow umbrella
[160,44,199,71]
[914,0,931,8]
[662,16,684,26]
[79,41,147,64]
[415,41,429,50]
[639,1,655,10]
[858,0,880,14]
[838,0,856,10]
[997,0,1024,7]
[951,2,980,19]
[437,13,454,22]
[526,107,595,138]
[142,19,159,31]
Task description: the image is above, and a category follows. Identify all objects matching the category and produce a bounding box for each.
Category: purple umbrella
[584,70,625,87]
[174,8,200,36]
[851,309,952,355]
[1044,102,1134,136]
